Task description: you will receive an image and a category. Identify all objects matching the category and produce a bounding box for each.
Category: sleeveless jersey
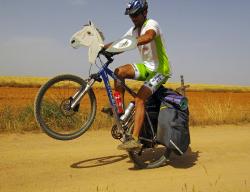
[124,19,170,75]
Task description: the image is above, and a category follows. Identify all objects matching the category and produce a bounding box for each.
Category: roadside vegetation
[0,76,249,133]
[1,76,250,92]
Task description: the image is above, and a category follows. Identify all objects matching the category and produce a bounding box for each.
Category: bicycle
[34,21,171,169]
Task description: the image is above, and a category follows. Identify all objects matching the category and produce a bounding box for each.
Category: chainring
[111,124,123,140]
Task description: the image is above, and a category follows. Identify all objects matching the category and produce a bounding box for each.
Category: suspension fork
[70,78,96,109]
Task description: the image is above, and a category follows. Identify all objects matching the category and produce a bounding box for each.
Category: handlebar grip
[99,49,114,61]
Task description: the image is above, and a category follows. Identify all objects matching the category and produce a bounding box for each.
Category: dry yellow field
[0,76,250,132]
[0,76,250,92]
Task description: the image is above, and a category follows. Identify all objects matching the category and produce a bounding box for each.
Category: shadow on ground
[71,147,200,170]
[128,147,200,170]
[70,154,128,168]
[168,147,200,169]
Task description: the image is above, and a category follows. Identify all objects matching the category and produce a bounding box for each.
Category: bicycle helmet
[125,0,148,15]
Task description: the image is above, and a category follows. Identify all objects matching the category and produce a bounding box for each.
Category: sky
[0,0,249,85]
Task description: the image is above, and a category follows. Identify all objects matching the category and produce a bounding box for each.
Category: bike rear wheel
[34,74,96,140]
[126,107,171,169]
[128,146,171,169]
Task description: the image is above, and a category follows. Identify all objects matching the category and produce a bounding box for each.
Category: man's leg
[133,73,168,139]
[102,64,135,116]
[114,64,135,108]
[117,85,152,150]
[117,72,168,150]
[132,85,152,139]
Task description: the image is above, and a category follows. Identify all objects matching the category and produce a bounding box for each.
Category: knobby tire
[34,74,96,140]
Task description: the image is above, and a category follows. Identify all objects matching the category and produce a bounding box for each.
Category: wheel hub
[60,98,75,116]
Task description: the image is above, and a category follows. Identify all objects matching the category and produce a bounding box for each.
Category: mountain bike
[34,22,171,169]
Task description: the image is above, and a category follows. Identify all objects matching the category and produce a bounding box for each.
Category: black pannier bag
[156,87,190,155]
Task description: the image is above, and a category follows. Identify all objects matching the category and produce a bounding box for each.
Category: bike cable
[88,62,93,77]
[88,56,102,77]
[96,55,105,69]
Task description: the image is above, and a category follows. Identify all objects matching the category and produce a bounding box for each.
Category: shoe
[101,107,113,116]
[117,138,142,150]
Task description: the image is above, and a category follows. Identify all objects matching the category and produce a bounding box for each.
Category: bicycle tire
[34,74,96,140]
[128,147,171,169]
[126,99,171,169]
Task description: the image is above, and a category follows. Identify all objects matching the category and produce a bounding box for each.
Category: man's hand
[103,42,113,50]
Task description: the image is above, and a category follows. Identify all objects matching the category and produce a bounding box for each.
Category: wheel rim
[38,79,93,136]
[129,145,168,169]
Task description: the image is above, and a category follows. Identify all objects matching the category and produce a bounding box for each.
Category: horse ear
[89,20,92,26]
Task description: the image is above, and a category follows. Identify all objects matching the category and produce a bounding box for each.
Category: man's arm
[102,42,122,55]
[137,29,156,46]
[102,28,155,53]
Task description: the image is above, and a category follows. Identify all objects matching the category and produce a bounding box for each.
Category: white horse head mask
[70,21,104,64]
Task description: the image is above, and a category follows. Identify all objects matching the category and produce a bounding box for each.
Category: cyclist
[105,0,171,150]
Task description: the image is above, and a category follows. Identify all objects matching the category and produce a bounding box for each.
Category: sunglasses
[129,11,143,18]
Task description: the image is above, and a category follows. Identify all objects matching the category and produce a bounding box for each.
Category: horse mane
[83,24,105,42]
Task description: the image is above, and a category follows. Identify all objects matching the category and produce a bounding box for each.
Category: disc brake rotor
[60,98,75,117]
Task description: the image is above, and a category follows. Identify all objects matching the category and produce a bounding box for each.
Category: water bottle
[120,101,135,122]
[114,91,124,114]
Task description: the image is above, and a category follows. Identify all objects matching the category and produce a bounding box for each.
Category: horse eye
[87,31,91,35]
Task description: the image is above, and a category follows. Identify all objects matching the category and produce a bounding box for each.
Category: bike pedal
[101,107,113,116]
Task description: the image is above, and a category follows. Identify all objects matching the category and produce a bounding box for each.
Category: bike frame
[99,58,157,143]
[72,56,157,143]
[97,59,137,131]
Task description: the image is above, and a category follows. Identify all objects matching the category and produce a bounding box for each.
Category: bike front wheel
[34,74,96,140]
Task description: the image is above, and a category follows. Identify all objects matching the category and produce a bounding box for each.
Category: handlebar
[98,49,114,63]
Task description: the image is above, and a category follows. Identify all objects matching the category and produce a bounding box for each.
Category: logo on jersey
[113,38,132,50]
[149,73,166,86]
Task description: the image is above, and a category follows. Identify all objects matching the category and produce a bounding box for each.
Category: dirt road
[1,124,250,192]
